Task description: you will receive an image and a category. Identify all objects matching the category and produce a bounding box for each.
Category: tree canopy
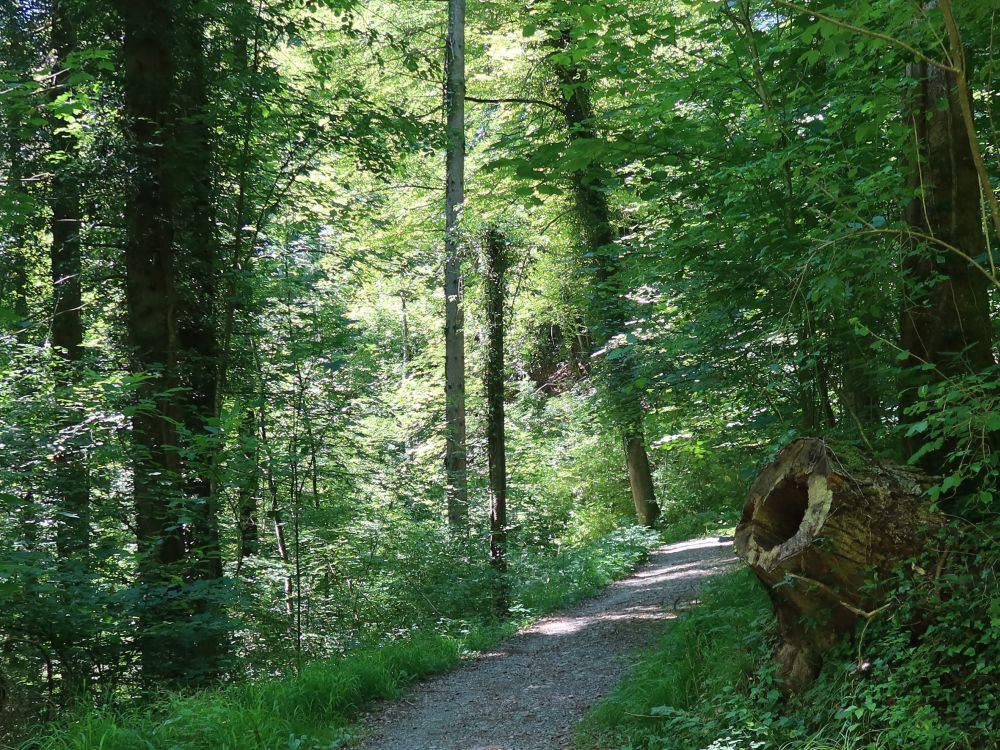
[1,0,998,747]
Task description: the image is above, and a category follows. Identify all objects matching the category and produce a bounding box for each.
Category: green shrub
[581,520,1000,750]
[35,633,462,750]
[34,527,661,750]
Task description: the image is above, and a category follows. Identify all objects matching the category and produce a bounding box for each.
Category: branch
[772,0,959,74]
[785,574,892,619]
[465,95,564,113]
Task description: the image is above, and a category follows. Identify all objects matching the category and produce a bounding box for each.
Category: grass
[578,568,776,750]
[31,526,662,750]
[36,632,461,750]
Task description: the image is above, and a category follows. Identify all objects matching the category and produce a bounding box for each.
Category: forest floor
[354,536,737,750]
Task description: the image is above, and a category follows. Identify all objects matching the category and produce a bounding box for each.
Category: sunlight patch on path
[356,536,737,750]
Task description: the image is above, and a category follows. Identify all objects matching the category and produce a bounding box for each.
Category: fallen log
[734,438,936,691]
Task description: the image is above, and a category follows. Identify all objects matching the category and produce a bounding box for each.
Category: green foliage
[582,520,1000,750]
[3,0,1000,745]
[511,526,660,614]
[35,632,462,750]
[31,527,660,750]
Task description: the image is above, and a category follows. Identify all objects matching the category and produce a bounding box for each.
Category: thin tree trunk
[841,334,880,431]
[400,291,409,383]
[49,0,89,561]
[259,402,294,616]
[235,409,261,573]
[443,0,468,532]
[484,227,508,613]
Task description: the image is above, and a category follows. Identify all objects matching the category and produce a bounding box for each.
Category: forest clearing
[1,0,998,749]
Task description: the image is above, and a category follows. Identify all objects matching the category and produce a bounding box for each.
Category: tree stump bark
[734,438,936,691]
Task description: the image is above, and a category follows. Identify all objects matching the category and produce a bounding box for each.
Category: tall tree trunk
[49,0,89,563]
[554,41,660,527]
[119,0,227,686]
[900,59,995,473]
[119,0,188,684]
[0,6,35,336]
[443,0,468,532]
[484,227,508,613]
[173,10,223,584]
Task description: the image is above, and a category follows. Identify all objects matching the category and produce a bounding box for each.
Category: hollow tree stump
[734,438,936,691]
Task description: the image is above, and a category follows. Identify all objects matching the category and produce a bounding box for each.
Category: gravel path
[355,536,737,750]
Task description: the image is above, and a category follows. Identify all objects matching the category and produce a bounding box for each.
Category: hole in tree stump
[753,475,809,550]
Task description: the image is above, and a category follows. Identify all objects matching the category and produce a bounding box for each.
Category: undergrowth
[28,526,660,750]
[581,520,1000,750]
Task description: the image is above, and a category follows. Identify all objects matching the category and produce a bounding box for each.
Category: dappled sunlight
[660,536,735,555]
[616,562,730,589]
[532,606,679,637]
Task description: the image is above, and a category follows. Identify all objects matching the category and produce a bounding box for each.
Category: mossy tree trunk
[553,31,660,528]
[443,0,468,532]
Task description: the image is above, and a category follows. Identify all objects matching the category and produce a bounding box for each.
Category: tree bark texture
[625,434,659,527]
[0,7,35,335]
[443,0,468,532]
[484,227,508,613]
[173,11,223,583]
[120,0,227,685]
[120,0,183,565]
[554,40,660,527]
[49,0,89,561]
[900,60,995,473]
[734,438,935,692]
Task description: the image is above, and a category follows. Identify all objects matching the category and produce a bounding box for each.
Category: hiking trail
[356,536,737,750]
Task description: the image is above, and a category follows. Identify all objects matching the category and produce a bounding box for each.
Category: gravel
[355,536,737,750]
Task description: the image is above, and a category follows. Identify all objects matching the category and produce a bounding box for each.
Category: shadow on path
[355,537,737,750]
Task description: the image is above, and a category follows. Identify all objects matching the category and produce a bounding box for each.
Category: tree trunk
[119,0,189,685]
[625,433,659,527]
[443,0,468,532]
[49,0,89,562]
[120,0,227,686]
[900,59,995,473]
[734,438,936,692]
[173,10,223,584]
[484,227,508,613]
[554,41,660,527]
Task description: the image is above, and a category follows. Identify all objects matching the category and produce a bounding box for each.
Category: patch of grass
[35,632,461,750]
[579,520,1000,750]
[33,526,663,750]
[578,568,777,749]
